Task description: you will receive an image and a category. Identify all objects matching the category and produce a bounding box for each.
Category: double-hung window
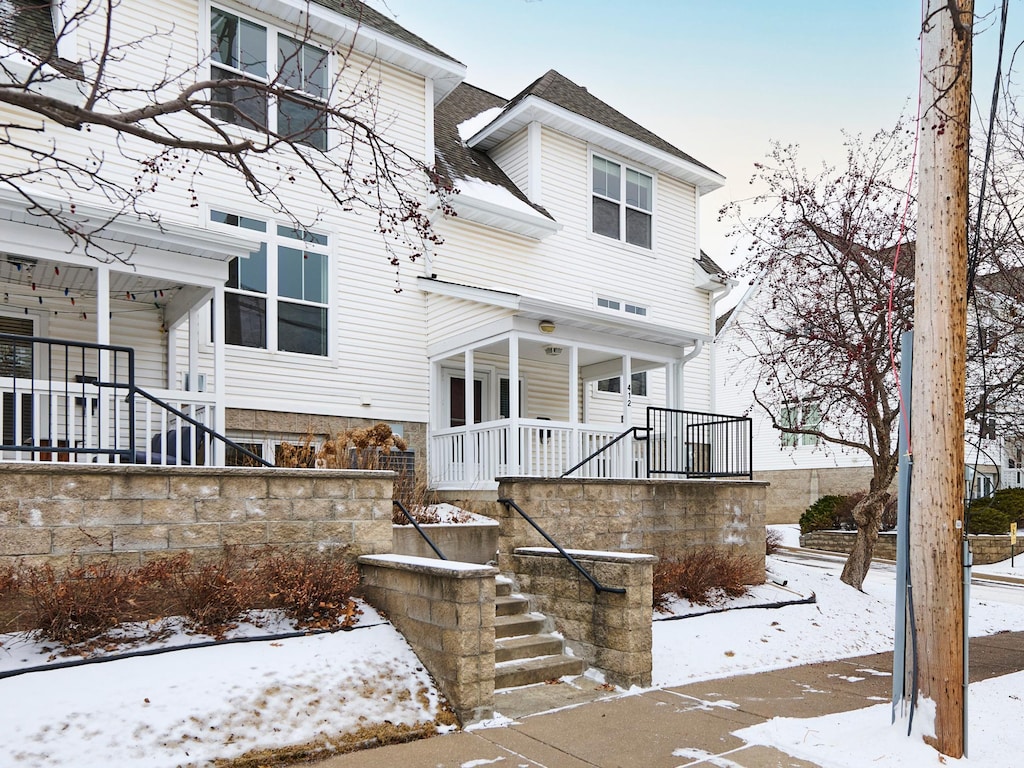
[210,6,328,150]
[779,401,821,447]
[214,210,330,356]
[592,154,653,248]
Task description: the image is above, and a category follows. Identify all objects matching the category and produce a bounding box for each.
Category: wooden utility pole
[910,0,972,757]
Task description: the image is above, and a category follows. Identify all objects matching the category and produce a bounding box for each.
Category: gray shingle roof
[434,82,553,219]
[502,70,719,176]
[696,250,728,277]
[311,1,460,64]
[2,0,59,64]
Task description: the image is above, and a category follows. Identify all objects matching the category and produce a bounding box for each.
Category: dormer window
[592,154,653,248]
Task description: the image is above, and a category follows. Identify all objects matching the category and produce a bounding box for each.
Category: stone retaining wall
[358,554,496,723]
[0,464,393,568]
[800,529,1016,565]
[511,547,656,688]
[495,478,767,576]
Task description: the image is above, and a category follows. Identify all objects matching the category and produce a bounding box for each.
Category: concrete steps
[493,576,585,689]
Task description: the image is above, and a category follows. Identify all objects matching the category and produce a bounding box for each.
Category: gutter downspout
[675,339,704,410]
[708,277,739,412]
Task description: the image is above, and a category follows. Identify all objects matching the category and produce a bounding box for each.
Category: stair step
[495,634,565,663]
[495,612,546,638]
[496,595,529,617]
[494,654,586,689]
[495,577,513,597]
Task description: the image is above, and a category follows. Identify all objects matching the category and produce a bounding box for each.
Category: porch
[425,288,750,489]
[0,195,264,466]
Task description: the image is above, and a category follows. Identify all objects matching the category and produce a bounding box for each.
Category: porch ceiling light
[538,319,556,334]
[544,345,563,357]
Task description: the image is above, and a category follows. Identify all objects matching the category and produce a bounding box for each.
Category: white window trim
[587,149,657,254]
[204,2,332,150]
[206,205,334,361]
[779,401,822,448]
[595,294,650,319]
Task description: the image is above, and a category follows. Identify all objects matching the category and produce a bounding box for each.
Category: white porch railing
[429,419,645,487]
[1,376,217,465]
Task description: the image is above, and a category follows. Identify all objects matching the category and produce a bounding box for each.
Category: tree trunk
[840,492,883,590]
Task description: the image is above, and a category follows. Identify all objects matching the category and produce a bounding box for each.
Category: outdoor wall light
[544,346,563,357]
[538,319,556,334]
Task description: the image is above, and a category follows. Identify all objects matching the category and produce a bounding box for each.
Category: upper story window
[212,210,330,356]
[592,154,653,249]
[210,6,328,150]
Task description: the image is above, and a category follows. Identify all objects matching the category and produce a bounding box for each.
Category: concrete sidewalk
[312,631,1024,768]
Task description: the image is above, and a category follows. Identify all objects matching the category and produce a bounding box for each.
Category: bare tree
[722,123,917,590]
[0,0,451,286]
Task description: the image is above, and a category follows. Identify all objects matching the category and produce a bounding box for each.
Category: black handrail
[392,500,448,560]
[131,385,272,467]
[498,497,625,594]
[560,426,647,478]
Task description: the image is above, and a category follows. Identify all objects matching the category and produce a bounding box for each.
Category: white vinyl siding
[489,128,530,194]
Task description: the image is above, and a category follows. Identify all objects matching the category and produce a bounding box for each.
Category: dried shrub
[22,562,145,645]
[0,563,18,597]
[253,548,361,628]
[148,550,253,633]
[653,547,760,610]
[765,528,784,555]
[278,423,408,471]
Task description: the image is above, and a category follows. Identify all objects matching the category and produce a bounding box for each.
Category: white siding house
[1,2,744,489]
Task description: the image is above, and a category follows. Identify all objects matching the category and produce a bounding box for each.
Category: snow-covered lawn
[2,536,1022,767]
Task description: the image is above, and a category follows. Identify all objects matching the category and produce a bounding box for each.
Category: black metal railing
[560,407,752,481]
[392,500,448,560]
[646,407,752,480]
[498,498,625,594]
[0,332,269,467]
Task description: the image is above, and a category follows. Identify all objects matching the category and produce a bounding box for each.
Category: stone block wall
[495,478,767,576]
[800,529,1018,566]
[755,466,884,524]
[511,547,656,688]
[358,554,497,723]
[0,464,393,568]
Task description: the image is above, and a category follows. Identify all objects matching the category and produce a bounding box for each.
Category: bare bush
[22,562,146,645]
[765,529,784,555]
[253,549,362,629]
[146,550,253,634]
[653,547,761,610]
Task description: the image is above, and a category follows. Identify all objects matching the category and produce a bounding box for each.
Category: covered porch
[425,287,749,490]
[0,193,258,465]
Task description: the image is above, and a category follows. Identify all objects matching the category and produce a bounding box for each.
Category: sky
[3,536,1024,766]
[368,1,1019,273]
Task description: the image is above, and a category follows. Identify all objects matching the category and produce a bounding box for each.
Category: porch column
[569,344,579,469]
[621,354,632,429]
[212,288,226,466]
[464,348,475,483]
[509,332,520,477]
[187,304,201,393]
[96,265,110,459]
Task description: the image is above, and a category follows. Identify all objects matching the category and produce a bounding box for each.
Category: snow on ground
[735,670,1024,768]
[0,603,452,767]
[1,546,1023,767]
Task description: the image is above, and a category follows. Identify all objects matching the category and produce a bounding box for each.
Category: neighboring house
[717,268,1022,525]
[1,1,741,490]
[715,280,879,524]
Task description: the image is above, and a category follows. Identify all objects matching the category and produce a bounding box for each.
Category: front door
[449,377,483,427]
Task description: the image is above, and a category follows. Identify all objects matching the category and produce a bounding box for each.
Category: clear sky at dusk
[369,1,1017,272]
